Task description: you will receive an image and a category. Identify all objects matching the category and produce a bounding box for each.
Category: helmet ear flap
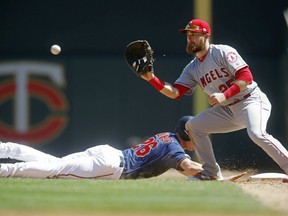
[179,128,190,141]
[174,116,193,141]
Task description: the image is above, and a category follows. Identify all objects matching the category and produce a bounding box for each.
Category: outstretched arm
[177,158,203,177]
[140,72,184,99]
[178,158,247,181]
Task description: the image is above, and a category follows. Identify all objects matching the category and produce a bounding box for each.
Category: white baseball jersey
[175,44,257,106]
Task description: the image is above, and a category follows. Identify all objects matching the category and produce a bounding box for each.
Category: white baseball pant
[0,142,124,179]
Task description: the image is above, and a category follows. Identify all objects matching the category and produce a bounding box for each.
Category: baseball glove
[125,40,154,76]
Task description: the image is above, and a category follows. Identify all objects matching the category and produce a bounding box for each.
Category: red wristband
[223,84,240,99]
[149,76,165,91]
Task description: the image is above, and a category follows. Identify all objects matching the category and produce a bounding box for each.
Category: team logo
[0,62,69,145]
[226,52,238,63]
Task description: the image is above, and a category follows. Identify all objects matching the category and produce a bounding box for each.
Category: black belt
[227,93,251,106]
[119,155,124,168]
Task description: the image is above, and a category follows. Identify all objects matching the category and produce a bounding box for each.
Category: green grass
[0,178,280,215]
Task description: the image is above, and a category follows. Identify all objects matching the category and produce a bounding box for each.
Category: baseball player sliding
[0,116,246,181]
[0,116,204,179]
[139,19,288,180]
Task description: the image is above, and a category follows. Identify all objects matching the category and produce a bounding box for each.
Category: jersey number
[218,78,235,92]
[132,137,158,157]
[132,133,172,157]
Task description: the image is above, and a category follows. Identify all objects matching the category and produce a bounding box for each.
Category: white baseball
[50,45,61,55]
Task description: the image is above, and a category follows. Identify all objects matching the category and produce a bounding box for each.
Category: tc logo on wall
[0,62,69,145]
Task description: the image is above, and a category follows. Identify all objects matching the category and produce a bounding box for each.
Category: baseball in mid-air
[50,44,61,55]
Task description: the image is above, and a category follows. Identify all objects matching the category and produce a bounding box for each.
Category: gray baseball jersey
[175,44,257,106]
[174,44,288,178]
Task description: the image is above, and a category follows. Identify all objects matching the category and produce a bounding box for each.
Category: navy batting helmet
[174,116,193,141]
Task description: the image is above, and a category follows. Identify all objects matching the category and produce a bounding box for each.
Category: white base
[249,172,288,181]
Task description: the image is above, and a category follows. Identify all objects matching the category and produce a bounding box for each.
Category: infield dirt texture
[0,169,287,216]
[160,169,288,215]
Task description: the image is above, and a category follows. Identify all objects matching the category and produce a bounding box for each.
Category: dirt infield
[236,178,288,212]
[158,169,288,213]
[223,170,288,213]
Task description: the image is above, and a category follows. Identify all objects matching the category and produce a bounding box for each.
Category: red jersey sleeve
[235,66,253,84]
[172,83,190,99]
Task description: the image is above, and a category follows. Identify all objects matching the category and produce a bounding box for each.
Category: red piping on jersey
[56,173,114,179]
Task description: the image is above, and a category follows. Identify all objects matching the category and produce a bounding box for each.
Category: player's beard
[186,40,205,55]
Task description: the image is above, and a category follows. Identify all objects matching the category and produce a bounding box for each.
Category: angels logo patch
[226,52,238,63]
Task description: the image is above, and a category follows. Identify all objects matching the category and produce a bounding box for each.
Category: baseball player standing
[140,19,288,180]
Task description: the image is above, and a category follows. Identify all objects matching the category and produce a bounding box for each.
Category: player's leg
[243,93,288,174]
[0,160,61,178]
[0,145,124,179]
[0,157,115,179]
[186,106,245,179]
[0,141,59,162]
[58,145,124,179]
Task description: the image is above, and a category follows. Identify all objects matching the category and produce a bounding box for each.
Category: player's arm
[224,67,253,96]
[177,158,203,177]
[209,67,253,105]
[140,72,189,99]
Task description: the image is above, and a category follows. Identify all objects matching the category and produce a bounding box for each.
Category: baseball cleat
[187,172,217,181]
[187,171,247,181]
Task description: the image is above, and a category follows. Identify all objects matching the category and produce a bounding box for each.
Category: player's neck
[196,43,210,60]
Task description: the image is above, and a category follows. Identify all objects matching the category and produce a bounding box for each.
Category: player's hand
[140,71,154,81]
[208,93,227,106]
